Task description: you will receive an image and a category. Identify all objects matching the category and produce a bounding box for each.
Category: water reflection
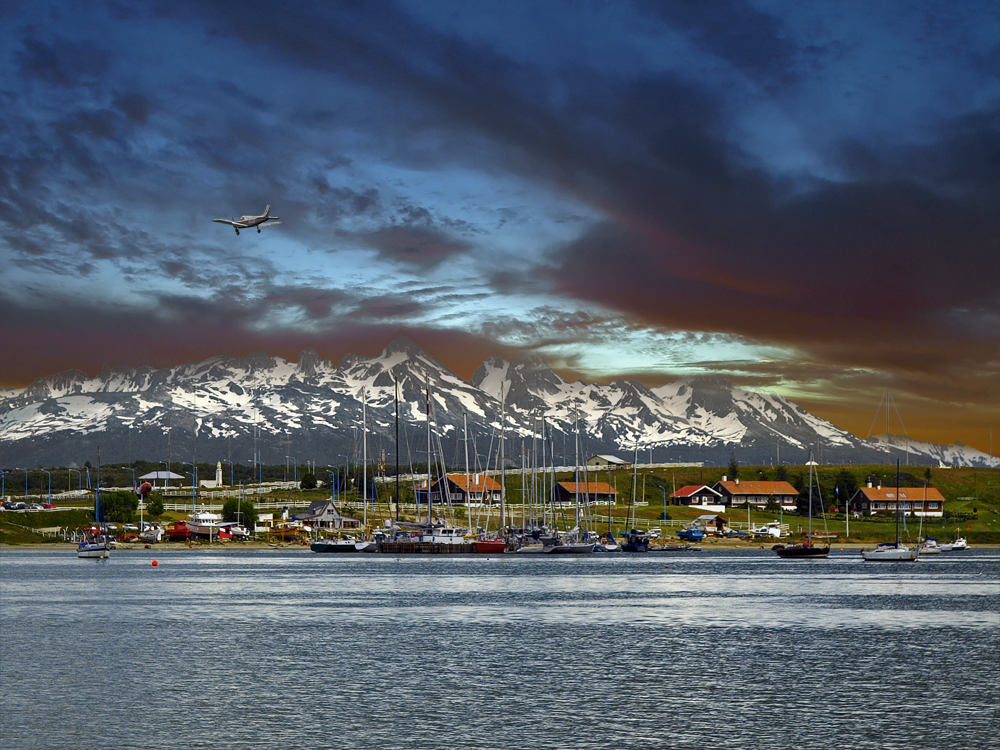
[2,548,998,750]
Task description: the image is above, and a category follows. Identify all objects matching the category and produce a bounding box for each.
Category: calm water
[1,548,997,750]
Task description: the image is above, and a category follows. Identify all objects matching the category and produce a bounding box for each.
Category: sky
[1,0,998,452]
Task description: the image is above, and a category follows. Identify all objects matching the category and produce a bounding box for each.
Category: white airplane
[212,205,281,235]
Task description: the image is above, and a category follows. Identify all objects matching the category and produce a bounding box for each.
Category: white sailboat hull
[861,545,919,562]
[77,543,110,559]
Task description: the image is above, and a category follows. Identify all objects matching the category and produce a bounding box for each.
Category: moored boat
[775,452,830,560]
[77,538,111,559]
[861,460,919,563]
[474,538,507,553]
[620,528,650,553]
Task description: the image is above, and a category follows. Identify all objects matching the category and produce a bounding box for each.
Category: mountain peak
[384,335,425,356]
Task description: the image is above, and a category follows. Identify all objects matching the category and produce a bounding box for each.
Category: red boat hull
[474,540,507,553]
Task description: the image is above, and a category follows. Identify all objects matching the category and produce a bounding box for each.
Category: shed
[586,455,631,470]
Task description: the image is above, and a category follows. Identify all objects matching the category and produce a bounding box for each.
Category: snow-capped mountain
[0,336,994,468]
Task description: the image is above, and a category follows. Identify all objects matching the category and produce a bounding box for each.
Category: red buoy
[151,560,158,567]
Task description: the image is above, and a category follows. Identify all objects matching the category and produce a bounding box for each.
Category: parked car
[41,503,57,509]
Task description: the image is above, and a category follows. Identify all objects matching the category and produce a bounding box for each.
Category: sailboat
[861,460,919,562]
[78,451,111,559]
[774,451,830,559]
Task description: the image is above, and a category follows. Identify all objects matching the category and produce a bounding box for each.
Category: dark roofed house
[713,478,799,511]
[848,485,945,517]
[299,500,361,530]
[553,481,617,505]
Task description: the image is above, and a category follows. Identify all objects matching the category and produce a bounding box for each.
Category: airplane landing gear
[257,227,261,233]
[235,228,239,235]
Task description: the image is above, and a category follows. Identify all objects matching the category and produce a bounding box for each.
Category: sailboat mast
[808,450,813,538]
[426,378,432,526]
[574,415,580,529]
[395,378,400,522]
[362,388,368,529]
[464,411,470,509]
[895,459,901,546]
[500,383,506,531]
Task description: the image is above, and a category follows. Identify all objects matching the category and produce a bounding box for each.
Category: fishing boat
[186,510,224,539]
[166,520,191,541]
[946,537,970,551]
[861,461,919,562]
[774,452,830,559]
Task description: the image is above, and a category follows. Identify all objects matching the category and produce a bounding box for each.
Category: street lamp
[181,462,197,513]
[39,469,51,503]
[120,466,136,490]
[221,459,234,487]
[287,456,298,483]
[161,461,170,491]
[248,459,263,495]
[0,470,6,499]
[68,469,82,493]
[326,467,339,503]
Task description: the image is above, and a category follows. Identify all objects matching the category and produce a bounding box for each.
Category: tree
[145,492,165,519]
[834,468,858,508]
[775,465,788,482]
[728,451,740,480]
[101,490,139,523]
[221,497,257,529]
[300,472,318,490]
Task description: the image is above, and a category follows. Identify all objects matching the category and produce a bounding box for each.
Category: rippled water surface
[2,548,998,749]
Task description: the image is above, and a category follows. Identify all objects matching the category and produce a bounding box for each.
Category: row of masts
[349,376,618,534]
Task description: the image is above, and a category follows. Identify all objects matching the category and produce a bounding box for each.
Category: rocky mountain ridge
[0,336,993,469]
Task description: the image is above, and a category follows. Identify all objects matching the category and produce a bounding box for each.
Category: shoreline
[4,539,996,551]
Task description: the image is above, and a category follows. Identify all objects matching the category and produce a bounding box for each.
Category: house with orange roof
[415,473,503,505]
[847,485,945,517]
[712,477,799,511]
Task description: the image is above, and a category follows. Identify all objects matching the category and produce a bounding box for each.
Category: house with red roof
[670,484,725,511]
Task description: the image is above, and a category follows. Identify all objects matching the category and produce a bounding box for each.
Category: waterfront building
[712,478,799,511]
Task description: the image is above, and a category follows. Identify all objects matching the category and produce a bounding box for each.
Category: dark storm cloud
[636,0,800,87]
[2,1,998,447]
[16,35,112,87]
[355,224,473,271]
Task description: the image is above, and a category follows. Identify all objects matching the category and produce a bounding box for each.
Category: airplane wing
[258,221,282,227]
[212,219,243,227]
